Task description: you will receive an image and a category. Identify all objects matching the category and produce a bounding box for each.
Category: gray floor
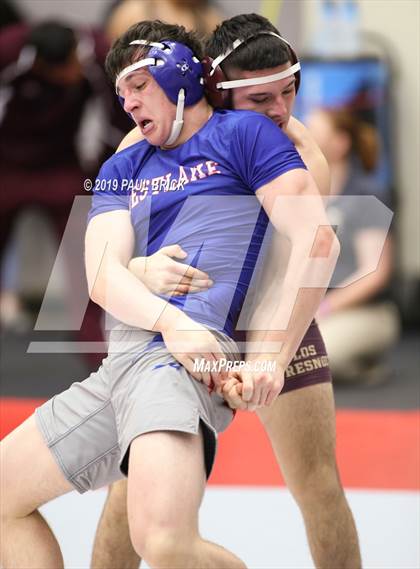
[40,486,419,569]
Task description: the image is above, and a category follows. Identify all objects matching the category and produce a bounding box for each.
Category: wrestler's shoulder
[113,137,151,159]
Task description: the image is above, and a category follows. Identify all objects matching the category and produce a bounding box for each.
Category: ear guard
[203,31,301,109]
[201,55,230,109]
[116,39,204,108]
[147,40,204,105]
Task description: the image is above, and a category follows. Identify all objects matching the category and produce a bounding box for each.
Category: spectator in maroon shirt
[0,20,110,365]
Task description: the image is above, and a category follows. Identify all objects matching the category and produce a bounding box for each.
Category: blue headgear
[148,40,204,105]
[115,39,204,145]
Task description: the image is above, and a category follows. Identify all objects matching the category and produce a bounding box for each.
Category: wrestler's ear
[202,56,230,109]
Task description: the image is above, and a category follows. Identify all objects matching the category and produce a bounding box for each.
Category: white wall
[301,0,420,278]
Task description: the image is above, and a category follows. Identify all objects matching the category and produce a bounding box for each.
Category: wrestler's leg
[0,415,74,569]
[91,479,141,569]
[127,429,247,569]
[258,383,361,569]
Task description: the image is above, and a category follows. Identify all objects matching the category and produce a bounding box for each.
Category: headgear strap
[216,63,300,90]
[115,57,162,93]
[207,31,301,95]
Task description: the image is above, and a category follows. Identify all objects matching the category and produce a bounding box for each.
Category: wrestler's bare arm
[221,168,338,410]
[85,210,227,385]
[85,210,180,331]
[246,170,338,386]
[247,118,331,348]
[285,116,330,197]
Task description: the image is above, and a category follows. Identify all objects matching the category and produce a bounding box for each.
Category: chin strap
[164,88,185,146]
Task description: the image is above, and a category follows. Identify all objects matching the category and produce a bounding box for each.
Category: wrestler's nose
[272,95,288,117]
[123,91,140,114]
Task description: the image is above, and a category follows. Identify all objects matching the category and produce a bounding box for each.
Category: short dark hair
[205,13,293,73]
[105,19,204,83]
[28,21,76,65]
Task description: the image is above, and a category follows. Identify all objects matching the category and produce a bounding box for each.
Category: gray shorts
[35,326,239,494]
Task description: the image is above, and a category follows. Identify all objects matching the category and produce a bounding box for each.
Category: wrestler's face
[117,68,177,146]
[230,63,296,130]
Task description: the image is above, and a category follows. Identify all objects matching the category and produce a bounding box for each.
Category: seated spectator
[307,108,400,385]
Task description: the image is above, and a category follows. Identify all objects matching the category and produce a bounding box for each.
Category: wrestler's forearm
[249,169,339,367]
[246,253,331,367]
[85,214,181,333]
[89,259,181,333]
[246,230,338,368]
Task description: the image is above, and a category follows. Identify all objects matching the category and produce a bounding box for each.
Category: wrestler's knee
[130,522,190,567]
[128,486,194,563]
[291,462,344,511]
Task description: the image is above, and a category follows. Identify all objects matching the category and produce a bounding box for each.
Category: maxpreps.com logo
[131,160,221,210]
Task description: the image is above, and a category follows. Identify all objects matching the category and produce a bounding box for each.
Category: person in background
[103,0,221,42]
[0,0,25,328]
[308,107,400,384]
[0,20,109,363]
[0,0,23,32]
